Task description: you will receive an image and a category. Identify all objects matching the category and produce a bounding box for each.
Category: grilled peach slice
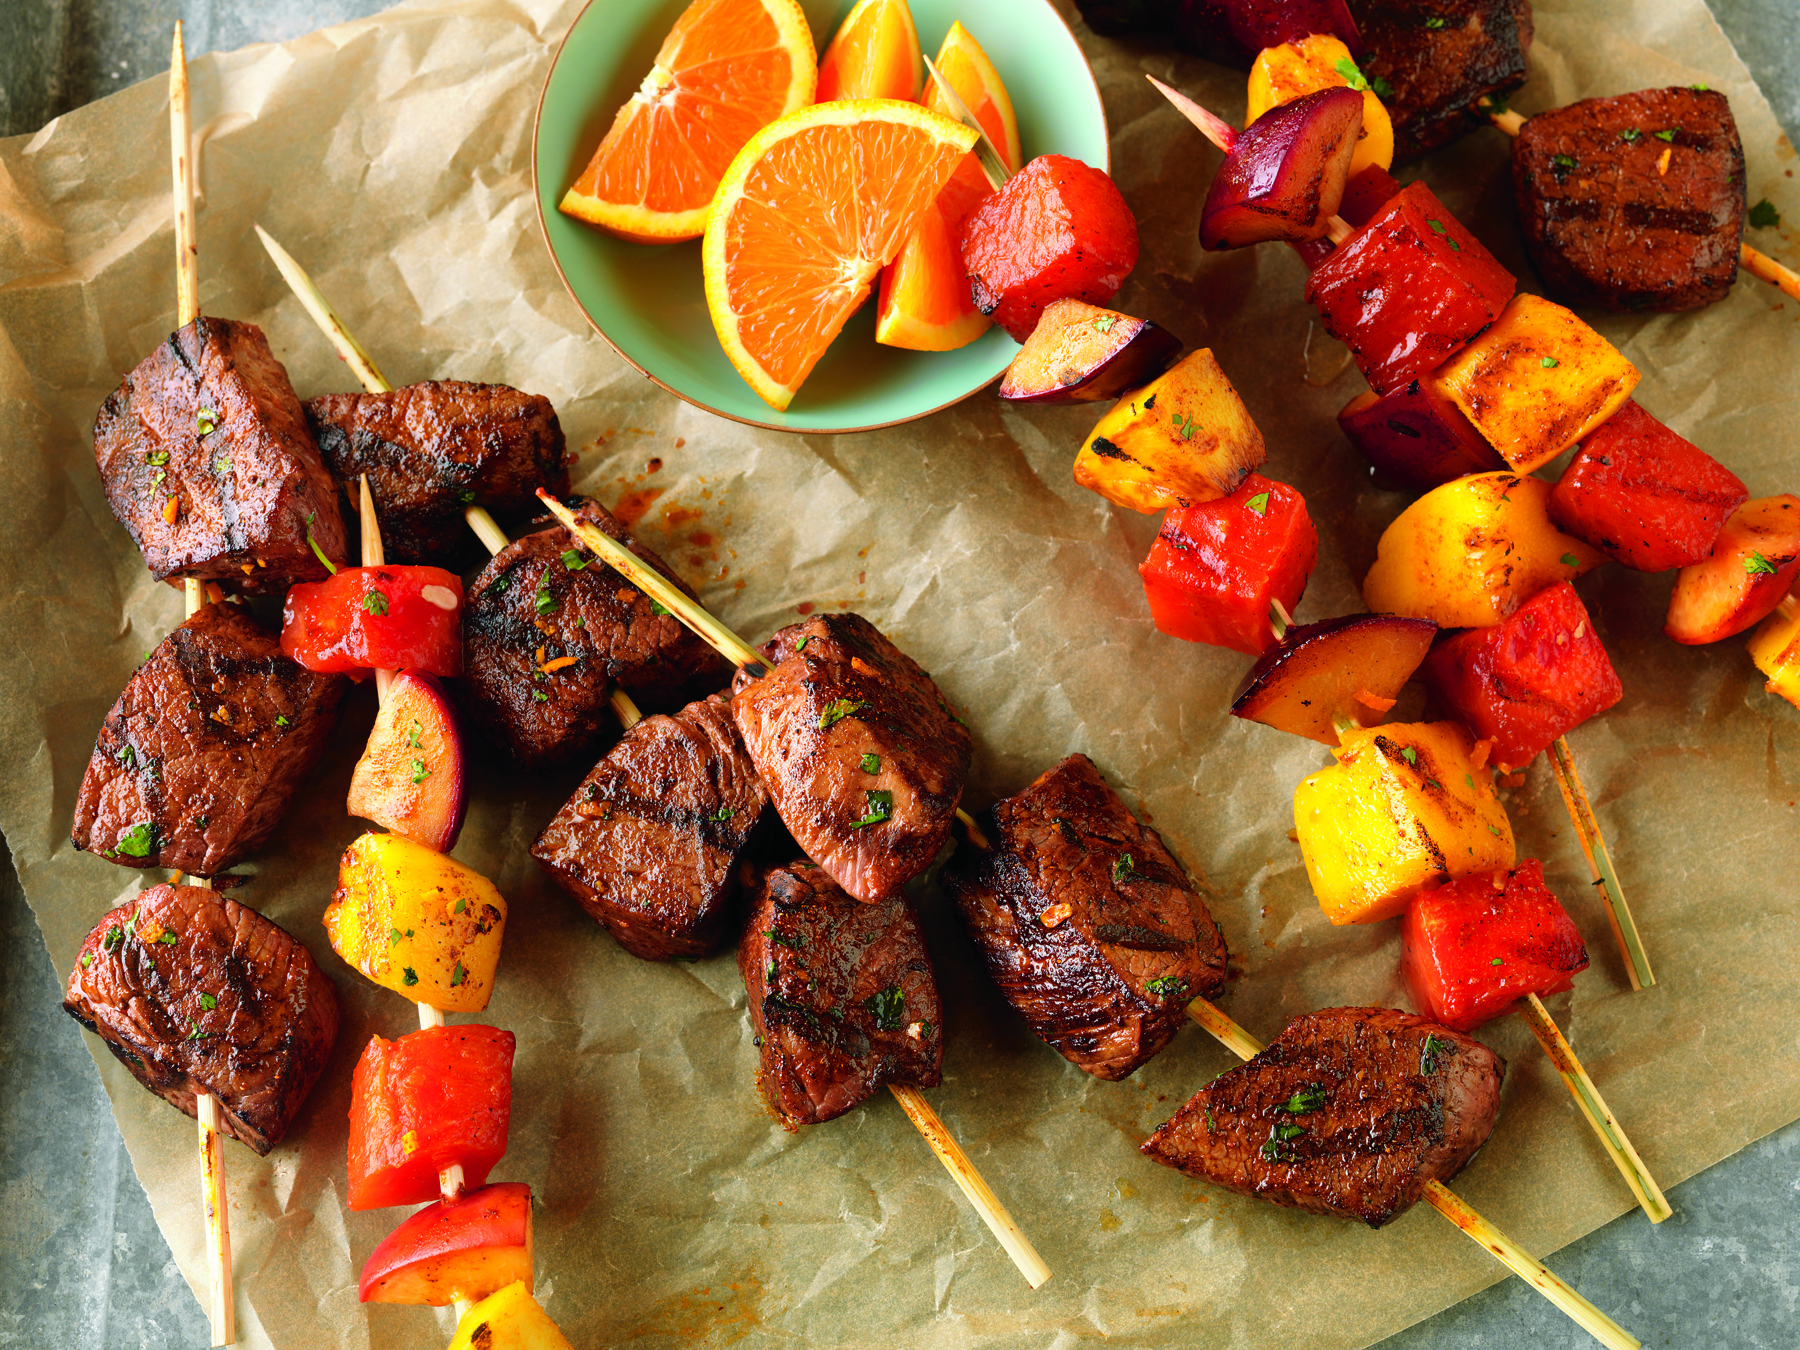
[347,671,467,852]
[1666,495,1800,644]
[360,1182,532,1306]
[999,300,1181,405]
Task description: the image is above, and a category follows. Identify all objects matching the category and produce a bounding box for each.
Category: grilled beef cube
[305,380,570,565]
[71,602,347,876]
[1350,0,1532,159]
[459,497,728,768]
[1513,88,1745,312]
[63,884,340,1154]
[532,694,771,960]
[939,754,1228,1081]
[731,614,972,904]
[739,862,943,1128]
[1142,1007,1504,1226]
[93,316,348,592]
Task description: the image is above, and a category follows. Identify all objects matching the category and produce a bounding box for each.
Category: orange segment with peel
[876,23,1022,352]
[817,0,922,101]
[703,100,977,410]
[558,0,816,244]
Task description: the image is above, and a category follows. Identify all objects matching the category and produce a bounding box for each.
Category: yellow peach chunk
[447,1281,573,1350]
[1294,721,1516,925]
[1362,472,1606,628]
[1073,348,1267,513]
[324,832,506,1012]
[1428,293,1640,474]
[1748,598,1800,709]
[1247,34,1394,176]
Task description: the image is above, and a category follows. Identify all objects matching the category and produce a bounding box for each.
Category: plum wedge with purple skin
[1200,87,1363,250]
[1076,0,1363,70]
[347,671,468,852]
[1232,613,1438,744]
[998,299,1182,405]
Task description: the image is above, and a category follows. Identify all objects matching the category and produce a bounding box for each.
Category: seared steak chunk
[533,694,771,960]
[731,614,972,903]
[739,862,943,1128]
[1350,0,1532,158]
[93,316,348,591]
[940,754,1228,1080]
[1513,88,1745,312]
[1142,1007,1504,1226]
[306,380,570,565]
[63,884,340,1154]
[71,602,347,876]
[459,497,728,768]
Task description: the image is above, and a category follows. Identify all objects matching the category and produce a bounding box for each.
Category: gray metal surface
[1,3,1796,1347]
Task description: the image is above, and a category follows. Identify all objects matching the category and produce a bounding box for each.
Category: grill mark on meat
[731,614,972,904]
[63,884,339,1155]
[1513,88,1745,312]
[306,381,570,565]
[70,602,347,876]
[458,497,728,768]
[738,863,943,1128]
[940,754,1229,1081]
[1350,0,1533,158]
[92,316,346,592]
[532,694,772,960]
[1142,1007,1504,1226]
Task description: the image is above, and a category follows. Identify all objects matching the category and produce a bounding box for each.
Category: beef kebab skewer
[1147,72,1655,994]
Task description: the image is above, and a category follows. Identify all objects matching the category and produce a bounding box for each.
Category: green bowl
[532,0,1109,434]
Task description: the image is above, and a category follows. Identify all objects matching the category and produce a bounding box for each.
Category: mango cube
[325,832,507,1012]
[1748,601,1800,711]
[1294,721,1516,925]
[1428,293,1640,474]
[447,1281,573,1350]
[1073,348,1266,513]
[1246,34,1394,177]
[1362,472,1606,628]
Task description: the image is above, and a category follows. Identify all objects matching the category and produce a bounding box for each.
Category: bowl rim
[529,0,1110,437]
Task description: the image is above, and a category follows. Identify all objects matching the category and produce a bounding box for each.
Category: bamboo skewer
[531,488,1050,1289]
[1183,999,1640,1350]
[171,27,235,1347]
[1474,100,1800,304]
[1150,72,1655,988]
[1516,994,1670,1222]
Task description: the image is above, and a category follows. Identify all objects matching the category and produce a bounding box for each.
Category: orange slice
[875,23,1022,352]
[703,100,977,410]
[558,0,817,244]
[816,0,922,102]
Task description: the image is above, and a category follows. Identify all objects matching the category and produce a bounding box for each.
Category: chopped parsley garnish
[196,408,217,436]
[454,899,467,914]
[1561,553,1582,567]
[1465,774,1476,789]
[1170,411,1198,440]
[1245,491,1270,517]
[213,455,230,473]
[865,986,905,1031]
[1490,957,1503,966]
[1145,975,1188,1001]
[1112,853,1150,885]
[81,954,93,969]
[390,928,405,946]
[362,589,389,616]
[199,993,217,1011]
[1427,218,1447,235]
[1552,153,1577,170]
[1748,199,1781,230]
[708,806,736,822]
[860,753,881,774]
[410,758,430,784]
[145,449,170,466]
[818,697,864,730]
[1421,1033,1451,1074]
[185,1018,209,1041]
[849,789,893,828]
[117,744,137,769]
[275,714,290,727]
[458,489,475,504]
[157,930,178,945]
[1259,1123,1306,1162]
[401,967,419,987]
[103,926,124,953]
[1333,57,1370,92]
[765,929,805,950]
[115,822,157,858]
[483,570,513,598]
[560,549,587,571]
[535,584,557,616]
[1487,823,1503,836]
[1541,356,1559,368]
[1425,14,1445,26]
[1093,315,1116,333]
[1619,128,1642,143]
[450,962,466,988]
[1746,551,1779,575]
[1654,128,1677,142]
[532,688,548,702]
[1400,746,1418,766]
[1284,1084,1327,1114]
[406,719,422,748]
[795,636,810,651]
[304,512,338,575]
[651,600,672,617]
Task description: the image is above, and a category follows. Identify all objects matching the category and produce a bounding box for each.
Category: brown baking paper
[1,0,1798,1345]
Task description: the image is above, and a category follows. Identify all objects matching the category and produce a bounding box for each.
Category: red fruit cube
[1338,378,1506,490]
[1422,581,1622,769]
[1139,473,1318,656]
[1548,400,1749,572]
[1403,859,1590,1032]
[348,1024,515,1210]
[961,155,1140,343]
[1338,164,1403,227]
[1303,181,1515,395]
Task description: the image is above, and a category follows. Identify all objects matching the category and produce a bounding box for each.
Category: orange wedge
[875,23,1022,351]
[703,100,977,410]
[558,0,817,244]
[817,0,922,101]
